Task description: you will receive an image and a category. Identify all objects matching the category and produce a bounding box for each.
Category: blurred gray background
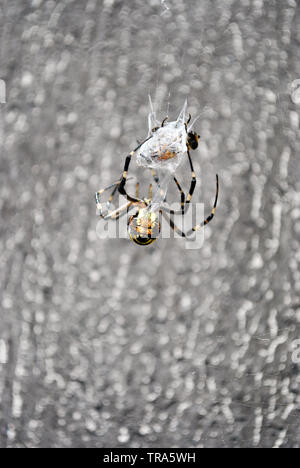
[0,0,300,448]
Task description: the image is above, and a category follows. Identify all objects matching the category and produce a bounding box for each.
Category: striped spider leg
[162,174,219,238]
[95,178,136,220]
[157,149,197,217]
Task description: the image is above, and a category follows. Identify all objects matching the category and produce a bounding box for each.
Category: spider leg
[185,150,197,206]
[118,137,152,203]
[162,175,219,238]
[95,180,122,217]
[161,117,169,127]
[160,150,196,215]
[151,170,184,207]
[161,211,184,237]
[188,174,219,233]
[104,201,135,221]
[95,177,135,218]
[172,177,185,214]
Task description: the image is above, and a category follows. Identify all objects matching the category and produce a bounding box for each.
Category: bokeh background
[0,0,300,448]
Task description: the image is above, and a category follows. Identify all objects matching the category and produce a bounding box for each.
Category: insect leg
[185,113,192,131]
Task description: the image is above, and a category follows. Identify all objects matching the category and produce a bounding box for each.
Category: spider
[95,115,219,245]
[95,173,219,246]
